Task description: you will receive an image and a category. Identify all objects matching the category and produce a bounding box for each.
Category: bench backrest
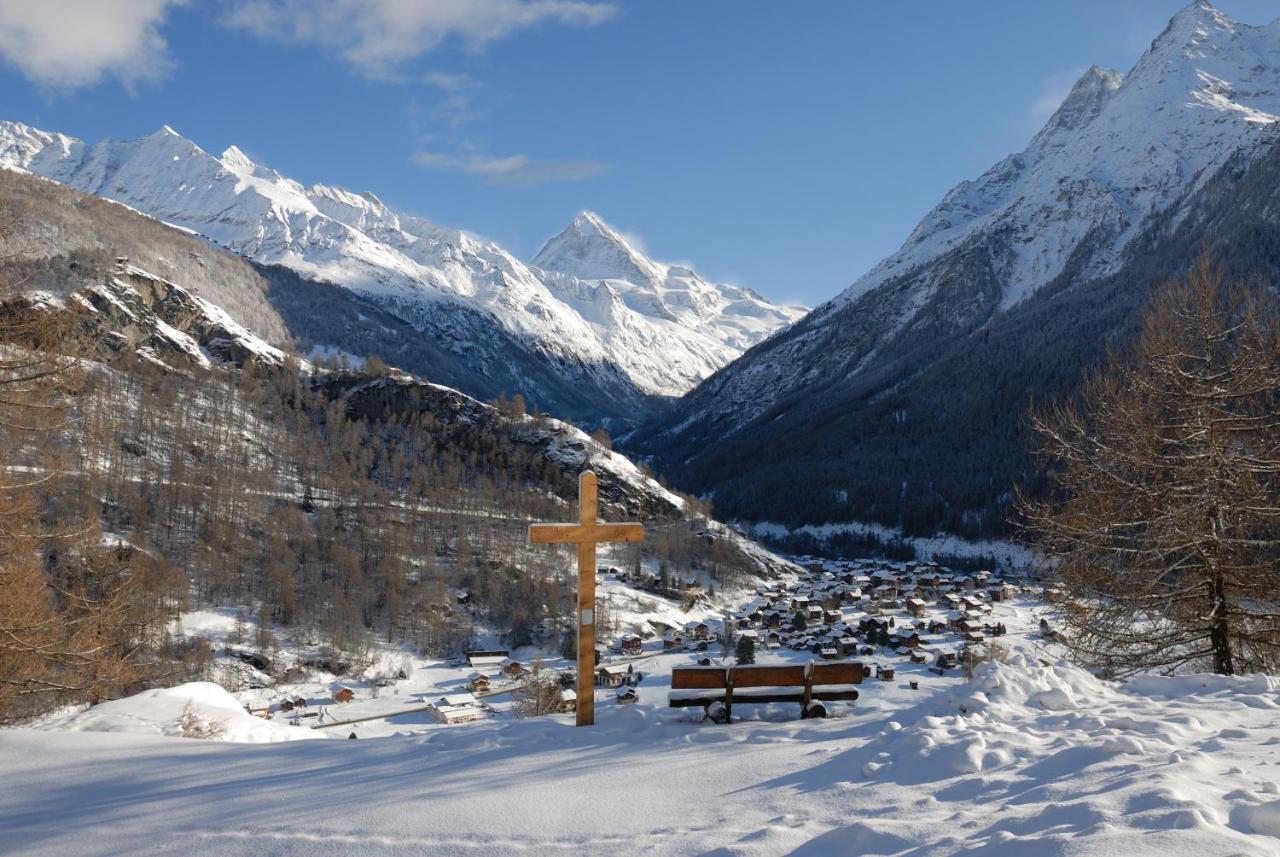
[732,665,807,687]
[671,667,729,689]
[809,662,864,686]
[670,662,863,690]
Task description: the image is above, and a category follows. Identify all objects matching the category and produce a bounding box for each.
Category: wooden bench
[668,662,862,722]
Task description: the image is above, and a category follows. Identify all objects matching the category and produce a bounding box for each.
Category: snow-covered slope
[0,123,802,401]
[8,654,1280,855]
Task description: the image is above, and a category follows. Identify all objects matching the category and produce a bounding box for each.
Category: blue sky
[2,1,1277,307]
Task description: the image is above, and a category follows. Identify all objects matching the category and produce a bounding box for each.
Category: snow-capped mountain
[636,1,1280,534]
[841,0,1280,311]
[532,212,806,396]
[0,121,803,408]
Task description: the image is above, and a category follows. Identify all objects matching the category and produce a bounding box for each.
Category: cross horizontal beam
[528,522,644,545]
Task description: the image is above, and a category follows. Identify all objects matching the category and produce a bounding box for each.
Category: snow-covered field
[6,653,1280,855]
[5,563,1280,855]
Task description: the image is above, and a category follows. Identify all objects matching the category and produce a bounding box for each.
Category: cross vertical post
[529,470,644,727]
[575,472,598,726]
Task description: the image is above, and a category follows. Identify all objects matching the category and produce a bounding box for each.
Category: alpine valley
[9,4,1280,856]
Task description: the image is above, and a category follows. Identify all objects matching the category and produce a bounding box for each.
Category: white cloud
[0,0,184,89]
[227,0,617,77]
[422,71,485,128]
[414,148,608,185]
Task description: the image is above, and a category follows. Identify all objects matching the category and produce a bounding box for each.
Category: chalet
[739,628,759,642]
[596,664,629,688]
[820,647,839,660]
[927,620,948,635]
[620,634,643,656]
[332,686,355,704]
[467,672,492,693]
[964,631,986,643]
[906,598,928,617]
[763,612,784,629]
[465,650,510,668]
[279,696,309,712]
[559,689,577,713]
[936,652,958,670]
[499,659,528,679]
[766,630,783,647]
[662,633,685,650]
[943,593,963,610]
[616,686,639,705]
[899,632,922,649]
[823,609,842,625]
[431,693,482,724]
[687,622,712,641]
[910,651,928,664]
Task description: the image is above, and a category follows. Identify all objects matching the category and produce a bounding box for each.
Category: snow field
[5,652,1280,855]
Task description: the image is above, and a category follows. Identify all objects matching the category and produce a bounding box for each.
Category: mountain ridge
[0,121,804,414]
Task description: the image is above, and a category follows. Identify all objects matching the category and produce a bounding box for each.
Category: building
[431,693,483,724]
[465,650,510,668]
[620,634,643,656]
[499,659,528,679]
[596,664,630,687]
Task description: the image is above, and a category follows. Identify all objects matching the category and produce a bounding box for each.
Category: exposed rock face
[64,263,287,374]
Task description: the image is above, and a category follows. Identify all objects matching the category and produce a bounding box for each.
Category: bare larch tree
[1021,257,1280,677]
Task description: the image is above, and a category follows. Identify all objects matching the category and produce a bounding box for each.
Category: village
[203,553,1049,738]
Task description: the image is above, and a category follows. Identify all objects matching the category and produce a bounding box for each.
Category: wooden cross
[529,470,643,726]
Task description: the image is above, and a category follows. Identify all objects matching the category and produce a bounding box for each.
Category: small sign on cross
[530,470,643,726]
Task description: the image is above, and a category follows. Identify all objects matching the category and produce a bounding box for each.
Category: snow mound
[37,682,320,743]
